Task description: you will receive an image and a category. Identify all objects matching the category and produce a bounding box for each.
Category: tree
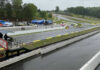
[67,6,87,16]
[0,0,51,21]
[48,13,52,19]
[12,0,22,7]
[39,11,48,19]
[55,6,59,12]
[66,6,100,18]
[5,3,13,20]
[12,0,23,20]
[0,8,5,19]
[23,3,37,21]
[0,0,7,8]
[0,0,8,19]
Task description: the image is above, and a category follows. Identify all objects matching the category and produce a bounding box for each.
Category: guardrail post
[5,50,9,58]
[17,50,20,56]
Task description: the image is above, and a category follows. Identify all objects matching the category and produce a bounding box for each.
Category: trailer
[44,20,53,25]
[32,20,53,25]
[32,20,45,24]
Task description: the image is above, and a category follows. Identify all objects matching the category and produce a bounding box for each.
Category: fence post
[5,50,9,58]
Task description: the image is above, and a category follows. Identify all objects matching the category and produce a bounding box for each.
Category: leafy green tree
[0,0,51,21]
[23,3,37,21]
[0,0,7,19]
[55,6,59,12]
[5,3,13,20]
[12,0,23,20]
[12,0,22,7]
[48,13,52,19]
[0,0,6,8]
[0,8,5,19]
[66,6,100,18]
[67,6,87,16]
[39,11,48,19]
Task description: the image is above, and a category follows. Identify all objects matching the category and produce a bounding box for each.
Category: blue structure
[32,20,53,25]
[45,20,53,24]
[0,20,13,27]
[32,20,45,24]
[0,20,5,24]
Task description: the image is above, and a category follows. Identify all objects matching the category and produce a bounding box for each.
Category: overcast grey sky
[23,0,100,10]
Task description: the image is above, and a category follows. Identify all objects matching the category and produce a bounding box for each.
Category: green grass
[69,14,100,24]
[53,16,68,24]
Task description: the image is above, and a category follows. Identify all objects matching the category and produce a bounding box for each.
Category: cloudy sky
[23,0,100,10]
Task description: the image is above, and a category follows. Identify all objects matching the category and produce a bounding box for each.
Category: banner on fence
[0,38,8,50]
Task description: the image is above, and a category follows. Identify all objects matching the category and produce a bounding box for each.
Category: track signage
[0,38,8,50]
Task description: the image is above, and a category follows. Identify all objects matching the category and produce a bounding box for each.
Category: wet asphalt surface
[14,25,95,43]
[1,32,100,70]
[96,65,100,70]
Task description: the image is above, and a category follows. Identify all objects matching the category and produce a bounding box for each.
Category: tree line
[54,6,100,18]
[0,0,52,21]
[66,6,100,18]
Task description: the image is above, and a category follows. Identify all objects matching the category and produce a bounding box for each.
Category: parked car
[3,22,13,27]
[0,23,3,27]
[0,20,13,27]
[44,20,53,25]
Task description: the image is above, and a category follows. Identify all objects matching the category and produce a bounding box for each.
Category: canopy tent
[0,20,5,24]
[32,20,45,24]
[45,20,53,24]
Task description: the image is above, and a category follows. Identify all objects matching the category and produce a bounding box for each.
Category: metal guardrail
[8,38,24,50]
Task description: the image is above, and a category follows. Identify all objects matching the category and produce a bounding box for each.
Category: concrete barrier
[0,26,34,32]
[0,49,41,68]
[40,30,100,54]
[80,51,100,70]
[8,27,65,36]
